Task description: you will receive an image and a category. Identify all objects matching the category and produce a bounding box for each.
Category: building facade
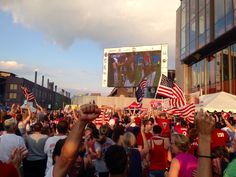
[0,71,71,109]
[176,0,236,95]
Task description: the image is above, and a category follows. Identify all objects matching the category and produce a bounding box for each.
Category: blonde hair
[172,134,190,152]
[122,132,136,148]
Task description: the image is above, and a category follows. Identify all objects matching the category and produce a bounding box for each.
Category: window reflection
[226,0,233,30]
[207,56,216,93]
[215,0,225,37]
[223,49,230,92]
[199,10,205,47]
[190,0,196,20]
[231,44,236,95]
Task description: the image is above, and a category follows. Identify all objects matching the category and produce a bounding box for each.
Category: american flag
[155,74,186,107]
[164,103,195,123]
[21,86,35,101]
[135,79,147,103]
[94,108,110,125]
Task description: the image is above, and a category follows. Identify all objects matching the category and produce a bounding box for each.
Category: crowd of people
[0,102,236,177]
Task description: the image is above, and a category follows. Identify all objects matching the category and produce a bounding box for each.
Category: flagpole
[155,74,163,99]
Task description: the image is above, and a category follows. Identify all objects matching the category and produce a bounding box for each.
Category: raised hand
[195,109,215,136]
[8,147,25,168]
[78,103,101,122]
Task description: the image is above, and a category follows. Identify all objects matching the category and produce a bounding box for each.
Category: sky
[0,0,181,96]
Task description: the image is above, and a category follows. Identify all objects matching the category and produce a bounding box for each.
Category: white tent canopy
[196,91,236,113]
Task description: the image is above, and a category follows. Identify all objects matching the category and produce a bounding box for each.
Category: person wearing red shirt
[148,125,169,177]
[156,117,171,138]
[136,118,153,177]
[0,161,19,177]
[0,147,25,177]
[136,119,153,149]
[174,119,189,137]
[211,122,229,150]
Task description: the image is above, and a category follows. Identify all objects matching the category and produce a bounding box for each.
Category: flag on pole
[21,86,35,101]
[155,74,186,107]
[135,79,147,103]
[164,103,195,123]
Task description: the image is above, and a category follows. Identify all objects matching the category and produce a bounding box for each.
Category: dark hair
[57,120,68,134]
[215,122,222,129]
[16,114,23,122]
[142,119,148,126]
[149,117,155,124]
[112,125,125,143]
[123,116,130,124]
[153,125,162,134]
[0,123,4,131]
[53,138,66,165]
[181,120,188,127]
[105,145,127,175]
[33,123,43,132]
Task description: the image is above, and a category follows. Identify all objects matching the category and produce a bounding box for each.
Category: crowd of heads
[0,103,236,177]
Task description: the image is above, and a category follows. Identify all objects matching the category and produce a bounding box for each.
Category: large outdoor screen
[102,45,168,87]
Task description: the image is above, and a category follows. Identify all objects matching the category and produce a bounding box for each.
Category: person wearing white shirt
[0,118,27,163]
[44,120,68,174]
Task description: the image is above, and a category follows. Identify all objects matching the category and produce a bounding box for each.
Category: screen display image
[107,50,162,87]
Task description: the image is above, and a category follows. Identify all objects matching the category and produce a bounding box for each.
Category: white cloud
[0,60,24,69]
[0,0,180,67]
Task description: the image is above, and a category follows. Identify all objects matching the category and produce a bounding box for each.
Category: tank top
[175,153,197,177]
[149,136,168,170]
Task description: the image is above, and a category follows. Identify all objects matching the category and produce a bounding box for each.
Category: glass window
[232,44,236,79]
[190,0,196,20]
[225,0,233,30]
[190,40,196,54]
[200,59,205,86]
[182,7,186,28]
[190,19,196,42]
[208,57,216,85]
[182,0,186,9]
[222,49,229,81]
[199,9,205,47]
[199,0,205,11]
[9,93,17,99]
[192,63,199,88]
[206,2,210,43]
[231,43,236,95]
[186,24,190,46]
[215,0,225,37]
[186,0,189,24]
[192,61,204,92]
[9,84,17,90]
[215,52,222,91]
[181,27,186,49]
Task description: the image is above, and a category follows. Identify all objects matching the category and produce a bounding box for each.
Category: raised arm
[53,103,100,177]
[140,124,149,157]
[35,102,44,112]
[222,115,235,132]
[10,103,16,115]
[22,104,31,126]
[196,109,215,177]
[72,109,79,122]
